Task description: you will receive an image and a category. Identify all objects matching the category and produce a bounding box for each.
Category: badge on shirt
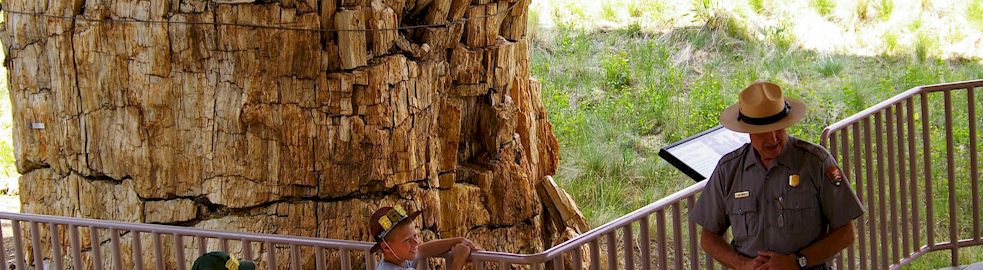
[826,166,845,186]
[789,174,800,187]
[734,191,750,199]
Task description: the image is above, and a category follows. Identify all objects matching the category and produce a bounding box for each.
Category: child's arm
[419,237,480,270]
[417,237,468,258]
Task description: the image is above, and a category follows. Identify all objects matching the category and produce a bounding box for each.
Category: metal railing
[819,79,983,270]
[0,180,719,270]
[0,80,979,270]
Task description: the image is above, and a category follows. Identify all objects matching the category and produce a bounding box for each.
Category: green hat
[191,251,256,270]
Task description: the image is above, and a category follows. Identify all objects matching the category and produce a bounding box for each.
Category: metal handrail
[820,79,983,269]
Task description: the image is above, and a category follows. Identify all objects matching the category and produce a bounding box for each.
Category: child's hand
[451,243,472,261]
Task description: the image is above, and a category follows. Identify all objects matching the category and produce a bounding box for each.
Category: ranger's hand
[738,255,768,270]
[755,251,798,270]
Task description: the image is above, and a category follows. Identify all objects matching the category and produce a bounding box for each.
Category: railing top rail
[0,177,709,265]
[538,179,707,259]
[821,79,983,141]
[0,211,373,250]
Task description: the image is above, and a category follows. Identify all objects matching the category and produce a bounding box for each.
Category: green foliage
[883,31,899,54]
[601,1,619,22]
[877,0,894,21]
[628,0,666,19]
[748,0,765,14]
[602,52,632,91]
[763,21,795,50]
[812,0,835,17]
[690,0,717,26]
[914,32,937,61]
[968,0,983,31]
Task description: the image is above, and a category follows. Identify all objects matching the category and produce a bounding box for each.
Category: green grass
[530,0,983,268]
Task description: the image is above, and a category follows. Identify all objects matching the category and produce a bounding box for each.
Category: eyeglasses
[377,206,409,239]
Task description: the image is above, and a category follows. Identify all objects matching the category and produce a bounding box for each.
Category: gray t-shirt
[375,259,418,270]
[689,136,865,257]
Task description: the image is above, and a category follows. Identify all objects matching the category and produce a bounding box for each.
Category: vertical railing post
[290,244,302,270]
[49,223,65,270]
[863,118,879,270]
[265,242,276,269]
[153,233,165,270]
[589,239,600,270]
[852,123,867,270]
[314,247,325,270]
[839,129,856,270]
[920,92,935,249]
[686,197,699,270]
[967,86,980,243]
[895,102,911,259]
[69,225,84,270]
[639,217,650,270]
[606,232,617,270]
[133,231,145,270]
[110,229,124,270]
[91,226,104,270]
[875,112,888,268]
[943,91,959,266]
[886,106,900,265]
[11,221,25,270]
[174,234,186,270]
[906,98,921,253]
[655,209,667,270]
[29,222,43,270]
[623,224,634,270]
[671,204,683,270]
[572,245,583,270]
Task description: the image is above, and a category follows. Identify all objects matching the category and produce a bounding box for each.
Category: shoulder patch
[826,165,846,186]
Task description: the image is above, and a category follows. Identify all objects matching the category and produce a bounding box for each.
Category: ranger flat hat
[720,81,807,133]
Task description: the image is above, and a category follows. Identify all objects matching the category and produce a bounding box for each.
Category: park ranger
[689,81,865,270]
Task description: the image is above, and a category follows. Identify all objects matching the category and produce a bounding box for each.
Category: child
[191,251,256,270]
[369,206,480,270]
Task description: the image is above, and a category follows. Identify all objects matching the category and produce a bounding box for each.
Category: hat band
[737,102,791,126]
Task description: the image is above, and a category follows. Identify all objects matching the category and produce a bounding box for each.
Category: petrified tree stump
[1,0,585,269]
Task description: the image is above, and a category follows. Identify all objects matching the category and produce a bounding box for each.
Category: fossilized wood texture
[1,0,584,269]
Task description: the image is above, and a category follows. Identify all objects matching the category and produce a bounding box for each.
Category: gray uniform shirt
[375,259,417,270]
[689,136,865,257]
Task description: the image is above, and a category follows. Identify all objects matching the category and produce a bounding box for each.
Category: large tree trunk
[0,0,586,269]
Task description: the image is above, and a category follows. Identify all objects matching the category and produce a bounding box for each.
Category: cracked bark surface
[1,0,585,269]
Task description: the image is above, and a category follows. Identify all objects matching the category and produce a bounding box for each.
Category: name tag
[734,191,750,199]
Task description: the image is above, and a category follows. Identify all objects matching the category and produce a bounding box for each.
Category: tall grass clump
[855,0,871,21]
[814,55,844,77]
[748,0,766,14]
[914,32,937,61]
[876,0,894,21]
[601,1,619,22]
[812,0,835,17]
[602,51,632,91]
[882,31,899,54]
[763,21,795,50]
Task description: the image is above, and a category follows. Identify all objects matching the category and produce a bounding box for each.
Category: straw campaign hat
[720,81,807,133]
